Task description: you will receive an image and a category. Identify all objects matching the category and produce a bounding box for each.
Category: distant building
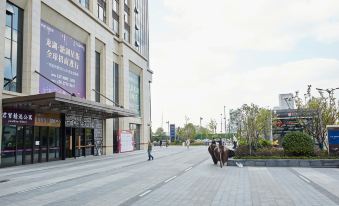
[274,93,295,110]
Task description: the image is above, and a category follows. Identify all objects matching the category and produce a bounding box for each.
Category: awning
[2,92,136,119]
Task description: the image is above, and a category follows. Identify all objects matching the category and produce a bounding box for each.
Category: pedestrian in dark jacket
[147,141,154,161]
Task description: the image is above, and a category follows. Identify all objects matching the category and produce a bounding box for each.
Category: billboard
[118,130,134,153]
[327,126,339,155]
[170,124,176,142]
[40,20,86,98]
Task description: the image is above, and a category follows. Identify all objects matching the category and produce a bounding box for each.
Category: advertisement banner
[2,110,35,126]
[118,130,134,153]
[40,20,86,98]
[327,126,339,155]
[170,124,176,142]
[35,113,61,127]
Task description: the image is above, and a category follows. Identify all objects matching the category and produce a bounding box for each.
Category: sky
[149,0,339,131]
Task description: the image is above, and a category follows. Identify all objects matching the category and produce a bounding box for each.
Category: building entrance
[66,128,94,158]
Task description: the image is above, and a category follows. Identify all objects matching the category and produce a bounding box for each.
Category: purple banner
[2,109,35,126]
[40,20,86,98]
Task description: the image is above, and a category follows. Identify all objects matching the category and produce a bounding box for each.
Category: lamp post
[200,117,203,140]
[220,113,223,133]
[166,121,170,141]
[224,106,227,138]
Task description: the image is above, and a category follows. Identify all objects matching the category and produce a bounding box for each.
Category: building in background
[0,0,152,167]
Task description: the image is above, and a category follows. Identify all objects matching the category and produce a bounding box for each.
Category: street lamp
[200,117,203,140]
[166,121,170,141]
[220,113,223,133]
[224,106,227,137]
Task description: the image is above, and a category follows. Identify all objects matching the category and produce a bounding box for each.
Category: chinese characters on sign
[40,20,86,98]
[327,126,339,155]
[35,113,61,127]
[2,110,35,126]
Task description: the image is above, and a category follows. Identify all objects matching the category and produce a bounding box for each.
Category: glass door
[1,126,17,167]
[75,128,85,157]
[16,126,24,165]
[85,128,94,156]
[24,126,33,164]
[66,127,74,158]
[40,127,48,162]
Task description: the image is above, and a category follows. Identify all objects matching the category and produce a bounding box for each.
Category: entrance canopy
[2,92,136,119]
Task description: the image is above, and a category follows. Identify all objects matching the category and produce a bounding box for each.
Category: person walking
[147,141,154,161]
[186,139,190,149]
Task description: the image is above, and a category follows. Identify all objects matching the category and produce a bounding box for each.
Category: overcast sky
[149,0,339,131]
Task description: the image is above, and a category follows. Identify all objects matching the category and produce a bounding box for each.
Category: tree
[294,85,339,150]
[152,127,166,142]
[208,119,217,134]
[177,123,196,141]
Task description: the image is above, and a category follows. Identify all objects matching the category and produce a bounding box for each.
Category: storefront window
[1,126,17,167]
[4,2,23,92]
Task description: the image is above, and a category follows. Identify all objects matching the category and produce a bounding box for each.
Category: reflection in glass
[1,126,16,167]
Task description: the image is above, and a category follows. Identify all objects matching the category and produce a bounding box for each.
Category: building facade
[0,0,152,167]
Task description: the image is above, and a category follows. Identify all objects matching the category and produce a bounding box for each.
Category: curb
[228,159,339,168]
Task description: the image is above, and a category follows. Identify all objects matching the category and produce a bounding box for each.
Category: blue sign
[328,129,339,144]
[328,127,339,155]
[170,124,176,142]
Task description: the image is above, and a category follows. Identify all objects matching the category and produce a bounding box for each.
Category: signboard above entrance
[40,20,86,98]
[2,109,35,126]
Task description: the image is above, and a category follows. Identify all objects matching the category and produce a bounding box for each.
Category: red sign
[2,110,35,126]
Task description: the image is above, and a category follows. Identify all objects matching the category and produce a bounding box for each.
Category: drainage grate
[0,179,10,183]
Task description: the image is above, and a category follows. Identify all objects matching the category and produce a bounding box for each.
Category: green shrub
[254,147,284,156]
[282,132,314,156]
[257,138,272,148]
[238,138,248,146]
[235,145,251,157]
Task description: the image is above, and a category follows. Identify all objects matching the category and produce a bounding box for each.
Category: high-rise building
[0,0,152,167]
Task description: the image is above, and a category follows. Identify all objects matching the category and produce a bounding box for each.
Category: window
[113,62,119,103]
[97,0,106,22]
[79,0,89,9]
[113,0,119,13]
[124,24,130,42]
[4,2,23,93]
[112,0,119,35]
[129,71,140,115]
[95,51,101,102]
[133,0,149,57]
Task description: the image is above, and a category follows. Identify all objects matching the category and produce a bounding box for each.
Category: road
[0,146,339,206]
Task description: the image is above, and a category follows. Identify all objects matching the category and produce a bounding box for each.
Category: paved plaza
[0,146,338,206]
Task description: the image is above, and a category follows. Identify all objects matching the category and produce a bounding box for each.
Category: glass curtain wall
[134,0,149,58]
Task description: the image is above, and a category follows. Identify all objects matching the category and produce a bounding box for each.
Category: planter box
[228,159,339,168]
